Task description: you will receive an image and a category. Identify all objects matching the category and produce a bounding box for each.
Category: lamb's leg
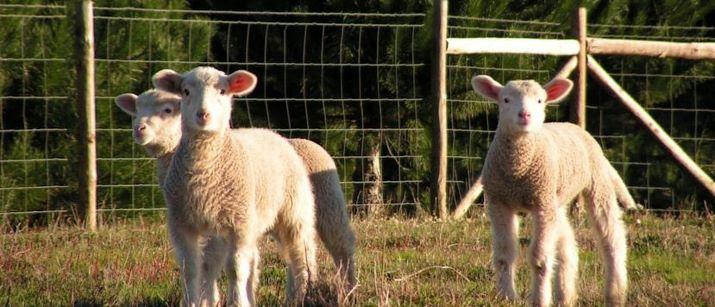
[202,235,228,306]
[276,222,317,305]
[226,243,260,306]
[225,239,258,307]
[554,207,578,307]
[169,225,202,307]
[247,247,261,304]
[583,187,628,306]
[529,202,561,307]
[487,199,519,300]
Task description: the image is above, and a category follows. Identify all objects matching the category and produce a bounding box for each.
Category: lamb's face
[152,67,257,134]
[471,75,573,135]
[499,81,549,133]
[115,90,182,155]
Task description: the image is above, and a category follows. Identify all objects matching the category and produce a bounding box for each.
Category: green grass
[1,209,714,306]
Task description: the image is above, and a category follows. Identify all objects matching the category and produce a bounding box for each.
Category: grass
[1,208,714,306]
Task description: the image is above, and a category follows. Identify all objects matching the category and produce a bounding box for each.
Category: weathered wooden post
[431,0,448,219]
[571,7,587,128]
[71,0,97,231]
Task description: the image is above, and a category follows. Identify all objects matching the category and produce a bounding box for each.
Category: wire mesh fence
[445,16,570,209]
[92,7,428,218]
[446,16,715,212]
[0,3,73,224]
[0,3,713,225]
[586,23,715,211]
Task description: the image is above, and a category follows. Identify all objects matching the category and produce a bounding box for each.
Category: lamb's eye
[220,89,226,95]
[504,98,510,103]
[164,108,172,114]
[183,89,190,96]
[538,99,542,104]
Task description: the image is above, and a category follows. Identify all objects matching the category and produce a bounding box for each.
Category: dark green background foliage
[0,0,713,228]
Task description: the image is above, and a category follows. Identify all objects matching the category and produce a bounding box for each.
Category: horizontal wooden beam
[587,55,715,198]
[446,38,580,56]
[588,38,715,60]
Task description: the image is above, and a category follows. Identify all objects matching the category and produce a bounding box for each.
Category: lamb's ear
[226,70,257,97]
[152,69,183,94]
[115,93,138,116]
[543,78,573,103]
[471,75,503,102]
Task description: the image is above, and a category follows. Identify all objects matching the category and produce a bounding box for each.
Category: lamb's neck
[144,142,175,158]
[492,130,544,176]
[155,151,174,187]
[179,128,237,170]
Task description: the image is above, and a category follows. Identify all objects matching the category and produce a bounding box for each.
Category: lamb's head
[115,89,182,156]
[152,66,257,134]
[471,75,572,134]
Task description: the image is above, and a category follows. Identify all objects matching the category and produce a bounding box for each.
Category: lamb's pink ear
[152,69,183,94]
[226,70,257,97]
[471,75,503,102]
[543,78,573,103]
[115,93,138,116]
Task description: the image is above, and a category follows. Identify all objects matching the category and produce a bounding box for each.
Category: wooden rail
[446,38,580,56]
[588,38,715,60]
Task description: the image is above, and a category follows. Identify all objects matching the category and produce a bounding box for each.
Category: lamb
[114,90,357,299]
[151,66,317,307]
[471,75,629,307]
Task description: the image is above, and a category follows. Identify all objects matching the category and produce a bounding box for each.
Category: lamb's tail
[606,162,642,211]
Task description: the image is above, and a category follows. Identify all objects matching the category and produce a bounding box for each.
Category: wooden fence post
[72,0,97,232]
[570,7,587,128]
[431,0,448,219]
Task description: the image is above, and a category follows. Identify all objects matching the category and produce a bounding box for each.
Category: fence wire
[0,4,73,223]
[0,4,713,224]
[587,24,715,211]
[445,16,567,209]
[446,16,714,212]
[91,7,427,217]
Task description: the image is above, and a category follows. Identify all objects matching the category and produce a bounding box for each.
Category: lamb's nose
[196,111,210,120]
[135,124,147,133]
[518,110,531,119]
